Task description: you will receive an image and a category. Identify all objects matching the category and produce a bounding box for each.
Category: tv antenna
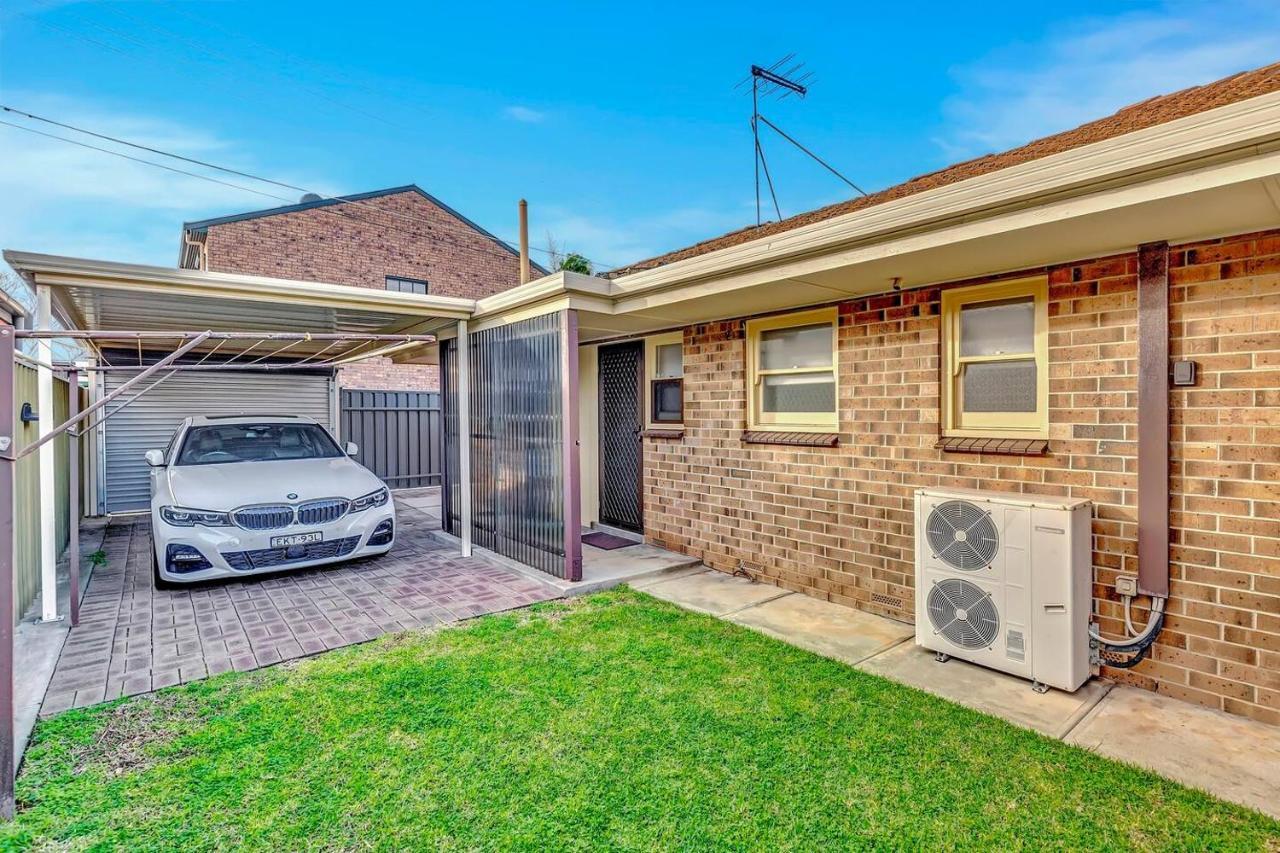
[735,57,866,226]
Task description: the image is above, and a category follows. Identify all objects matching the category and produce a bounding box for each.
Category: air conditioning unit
[914,487,1092,693]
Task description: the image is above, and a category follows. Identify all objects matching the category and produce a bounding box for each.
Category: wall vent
[871,592,903,609]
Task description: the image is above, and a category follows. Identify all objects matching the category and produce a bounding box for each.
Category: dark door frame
[597,340,644,532]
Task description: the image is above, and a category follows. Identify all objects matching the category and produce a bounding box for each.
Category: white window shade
[760,323,833,369]
[655,343,682,378]
[959,297,1034,357]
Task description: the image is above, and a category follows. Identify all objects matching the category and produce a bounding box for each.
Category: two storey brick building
[180,185,543,389]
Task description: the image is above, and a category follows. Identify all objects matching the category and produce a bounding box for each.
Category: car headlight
[350,487,389,512]
[160,506,231,527]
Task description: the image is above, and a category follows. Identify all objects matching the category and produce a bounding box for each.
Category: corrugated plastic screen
[441,313,566,576]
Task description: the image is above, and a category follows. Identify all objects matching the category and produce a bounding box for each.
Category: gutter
[2,251,477,320]
[607,91,1280,297]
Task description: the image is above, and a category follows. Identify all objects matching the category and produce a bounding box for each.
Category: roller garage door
[101,370,335,513]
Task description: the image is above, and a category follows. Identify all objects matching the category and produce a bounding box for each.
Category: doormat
[582,531,638,550]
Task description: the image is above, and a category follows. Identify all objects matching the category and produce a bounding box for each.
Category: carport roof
[3,250,473,360]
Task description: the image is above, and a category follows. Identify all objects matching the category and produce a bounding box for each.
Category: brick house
[179,185,544,389]
[10,62,1280,725]
[425,61,1280,724]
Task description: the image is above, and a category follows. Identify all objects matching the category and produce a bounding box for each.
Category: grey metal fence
[340,389,441,489]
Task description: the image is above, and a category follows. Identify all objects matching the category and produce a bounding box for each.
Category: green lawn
[5,589,1278,851]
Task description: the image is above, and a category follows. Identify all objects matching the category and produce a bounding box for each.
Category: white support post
[36,286,59,623]
[455,320,472,558]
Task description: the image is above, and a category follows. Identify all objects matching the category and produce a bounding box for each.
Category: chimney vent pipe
[518,199,531,284]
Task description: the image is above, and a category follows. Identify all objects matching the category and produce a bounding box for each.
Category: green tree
[558,252,592,275]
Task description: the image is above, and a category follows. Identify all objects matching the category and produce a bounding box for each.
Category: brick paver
[42,505,560,715]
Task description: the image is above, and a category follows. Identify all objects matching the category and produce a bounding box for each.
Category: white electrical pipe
[1090,596,1166,647]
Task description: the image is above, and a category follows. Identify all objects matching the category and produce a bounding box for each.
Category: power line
[0,106,617,270]
[0,117,538,270]
[2,106,310,196]
[14,7,612,268]
[0,119,295,203]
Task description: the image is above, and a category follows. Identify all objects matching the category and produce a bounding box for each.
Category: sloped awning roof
[2,251,472,363]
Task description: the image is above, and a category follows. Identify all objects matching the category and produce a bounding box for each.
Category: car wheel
[151,537,180,591]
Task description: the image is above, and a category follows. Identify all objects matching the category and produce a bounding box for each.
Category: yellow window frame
[644,331,684,428]
[745,307,838,432]
[941,277,1049,439]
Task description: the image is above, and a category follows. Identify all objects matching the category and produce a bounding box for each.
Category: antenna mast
[736,58,864,226]
[739,57,812,226]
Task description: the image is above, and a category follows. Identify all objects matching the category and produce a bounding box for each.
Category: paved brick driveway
[42,505,561,715]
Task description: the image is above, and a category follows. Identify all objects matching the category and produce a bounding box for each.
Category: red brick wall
[644,228,1280,724]
[201,189,525,389]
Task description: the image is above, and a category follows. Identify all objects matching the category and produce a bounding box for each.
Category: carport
[0,252,690,820]
[0,251,488,818]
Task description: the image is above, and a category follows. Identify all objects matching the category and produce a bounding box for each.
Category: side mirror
[144,449,165,468]
[345,441,359,457]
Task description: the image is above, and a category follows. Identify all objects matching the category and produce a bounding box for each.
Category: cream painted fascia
[612,144,1280,319]
[608,91,1280,297]
[472,271,611,317]
[476,93,1280,337]
[3,251,477,320]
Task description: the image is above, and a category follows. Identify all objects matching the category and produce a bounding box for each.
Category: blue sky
[1,0,1278,275]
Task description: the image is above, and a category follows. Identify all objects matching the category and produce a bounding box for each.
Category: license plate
[271,532,322,547]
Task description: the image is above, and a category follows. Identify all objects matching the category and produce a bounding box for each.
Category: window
[941,278,1048,438]
[746,308,838,431]
[385,276,429,295]
[646,332,683,426]
[176,423,343,466]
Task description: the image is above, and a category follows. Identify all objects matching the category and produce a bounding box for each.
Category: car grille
[222,536,362,572]
[231,504,295,530]
[297,498,350,526]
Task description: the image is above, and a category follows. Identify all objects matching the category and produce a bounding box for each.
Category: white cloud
[0,93,328,267]
[934,3,1280,161]
[503,105,546,124]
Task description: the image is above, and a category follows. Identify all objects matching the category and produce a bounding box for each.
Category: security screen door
[597,341,644,532]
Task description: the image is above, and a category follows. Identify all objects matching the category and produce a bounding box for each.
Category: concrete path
[13,519,110,762]
[1066,687,1280,819]
[640,568,1280,819]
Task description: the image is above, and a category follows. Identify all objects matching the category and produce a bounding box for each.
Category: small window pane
[760,323,832,370]
[761,372,835,414]
[655,343,682,379]
[651,378,682,423]
[962,359,1037,412]
[386,276,428,295]
[959,296,1033,357]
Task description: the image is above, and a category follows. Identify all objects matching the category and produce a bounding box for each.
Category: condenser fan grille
[925,500,999,570]
[927,578,999,649]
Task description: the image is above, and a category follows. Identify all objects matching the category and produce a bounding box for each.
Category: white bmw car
[147,415,395,587]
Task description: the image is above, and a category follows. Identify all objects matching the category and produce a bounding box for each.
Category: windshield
[176,423,343,466]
